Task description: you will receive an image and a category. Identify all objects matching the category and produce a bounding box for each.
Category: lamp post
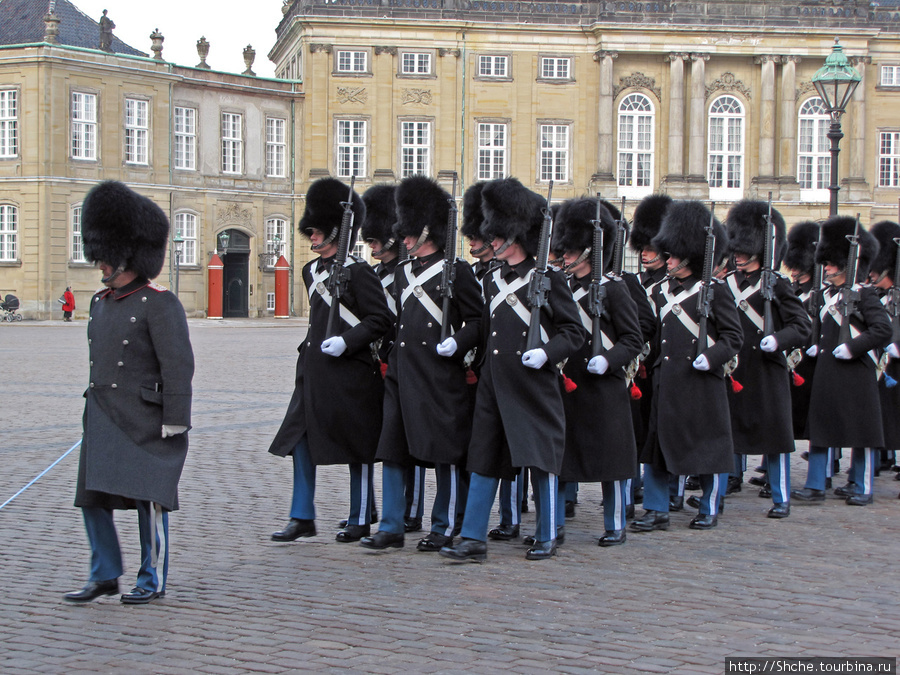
[173,231,184,297]
[811,37,862,217]
[217,230,231,256]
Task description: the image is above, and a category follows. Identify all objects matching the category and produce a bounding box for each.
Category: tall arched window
[617,93,654,198]
[707,95,745,200]
[0,204,17,261]
[797,97,830,202]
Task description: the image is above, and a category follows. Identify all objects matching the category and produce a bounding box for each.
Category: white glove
[436,337,458,357]
[162,425,188,438]
[587,355,609,375]
[321,336,347,357]
[760,335,778,352]
[806,345,819,358]
[692,354,710,371]
[833,343,852,360]
[522,348,548,370]
[888,343,900,359]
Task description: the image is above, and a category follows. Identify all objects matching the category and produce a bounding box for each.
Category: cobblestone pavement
[1,319,898,674]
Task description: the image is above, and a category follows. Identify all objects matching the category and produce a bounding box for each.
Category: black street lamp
[217,230,231,256]
[173,231,184,297]
[811,37,862,217]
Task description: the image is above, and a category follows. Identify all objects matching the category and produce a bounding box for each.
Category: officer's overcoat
[876,289,900,447]
[75,278,194,513]
[467,258,584,479]
[268,255,391,464]
[789,279,817,439]
[725,269,811,455]
[377,253,483,466]
[643,275,744,475]
[561,274,643,483]
[808,284,892,448]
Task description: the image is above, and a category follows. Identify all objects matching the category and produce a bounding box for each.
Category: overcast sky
[71,1,284,78]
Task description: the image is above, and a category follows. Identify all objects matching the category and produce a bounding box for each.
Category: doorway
[220,229,249,318]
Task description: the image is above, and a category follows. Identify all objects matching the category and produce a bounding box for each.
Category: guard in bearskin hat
[440,178,583,562]
[553,197,643,546]
[632,200,743,533]
[461,181,496,281]
[722,200,811,518]
[359,175,483,552]
[65,181,194,605]
[268,178,392,543]
[793,216,892,506]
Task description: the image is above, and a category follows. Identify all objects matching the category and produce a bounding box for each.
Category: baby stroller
[1,294,22,322]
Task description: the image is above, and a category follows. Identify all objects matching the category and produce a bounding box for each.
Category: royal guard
[793,216,891,506]
[268,178,392,543]
[723,200,811,518]
[633,200,743,533]
[553,197,643,546]
[440,177,583,562]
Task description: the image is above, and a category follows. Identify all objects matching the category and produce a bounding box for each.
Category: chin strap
[642,252,661,266]
[371,236,396,258]
[668,258,690,276]
[493,237,515,257]
[407,227,430,256]
[311,227,339,252]
[872,269,889,285]
[563,247,591,274]
[733,254,758,270]
[470,241,492,257]
[100,264,126,284]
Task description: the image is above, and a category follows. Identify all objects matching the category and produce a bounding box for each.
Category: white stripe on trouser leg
[709,475,720,516]
[612,481,623,531]
[624,478,633,506]
[826,447,835,478]
[410,469,423,519]
[153,502,166,593]
[444,465,458,537]
[677,475,686,497]
[358,464,370,526]
[509,474,520,526]
[777,455,788,503]
[548,474,557,540]
[863,448,873,494]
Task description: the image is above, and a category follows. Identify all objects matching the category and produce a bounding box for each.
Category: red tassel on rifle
[465,368,478,385]
[638,363,648,379]
[562,373,578,393]
[792,371,805,387]
[630,382,642,400]
[379,361,388,379]
[729,376,743,393]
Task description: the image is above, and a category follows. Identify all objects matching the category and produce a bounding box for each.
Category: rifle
[526,181,554,351]
[611,196,627,278]
[325,176,356,339]
[588,196,607,358]
[837,214,862,346]
[760,191,777,337]
[696,203,716,360]
[807,220,826,343]
[440,174,459,342]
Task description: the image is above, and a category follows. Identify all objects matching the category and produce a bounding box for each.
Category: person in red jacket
[62,286,75,321]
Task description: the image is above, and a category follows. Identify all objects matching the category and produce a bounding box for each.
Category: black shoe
[633,487,644,504]
[833,482,860,497]
[565,500,575,518]
[686,495,701,509]
[271,518,316,541]
[767,503,790,519]
[417,532,452,552]
[120,587,164,605]
[689,514,718,529]
[63,579,119,603]
[726,476,743,495]
[403,518,422,533]
[684,476,700,491]
[669,495,684,512]
[630,510,669,532]
[625,503,635,519]
[523,526,565,546]
[338,508,378,529]
[845,493,873,506]
[598,529,626,547]
[336,524,370,542]
[753,464,766,474]
[748,475,768,487]
[525,540,558,560]
[488,523,520,540]
[439,538,487,562]
[359,531,404,550]
[758,485,772,499]
[790,488,825,503]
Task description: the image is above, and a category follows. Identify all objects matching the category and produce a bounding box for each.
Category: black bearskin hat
[783,221,820,275]
[299,177,365,250]
[394,175,451,251]
[81,181,169,280]
[869,220,900,281]
[630,194,672,253]
[360,184,398,251]
[462,181,487,240]
[725,199,787,267]
[552,198,616,267]
[815,215,879,283]
[480,178,546,257]
[652,200,727,277]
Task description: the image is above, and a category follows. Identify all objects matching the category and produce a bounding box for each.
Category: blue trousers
[602,480,629,532]
[846,447,876,496]
[668,474,686,498]
[379,461,407,535]
[462,469,558,543]
[405,464,427,521]
[766,453,790,504]
[498,469,524,527]
[804,446,838,490]
[644,464,728,516]
[289,437,374,524]
[430,463,463,537]
[82,502,169,593]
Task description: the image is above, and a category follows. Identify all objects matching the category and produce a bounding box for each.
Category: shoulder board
[147,281,169,292]
[347,254,365,265]
[604,273,624,283]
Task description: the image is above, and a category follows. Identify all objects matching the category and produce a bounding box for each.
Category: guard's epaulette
[347,254,365,265]
[604,273,625,283]
[147,281,168,292]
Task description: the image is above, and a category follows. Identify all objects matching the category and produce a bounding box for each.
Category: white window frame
[400,120,431,178]
[539,124,570,183]
[617,93,655,198]
[221,112,243,175]
[125,98,149,165]
[400,52,432,76]
[71,92,97,160]
[878,131,900,188]
[476,122,508,180]
[478,55,509,79]
[336,119,366,179]
[798,97,830,202]
[174,106,196,171]
[174,212,198,266]
[264,217,287,268]
[880,65,900,86]
[71,205,85,263]
[0,204,17,261]
[266,292,276,312]
[0,90,18,158]
[539,57,571,81]
[336,50,367,73]
[707,95,745,201]
[266,117,286,178]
